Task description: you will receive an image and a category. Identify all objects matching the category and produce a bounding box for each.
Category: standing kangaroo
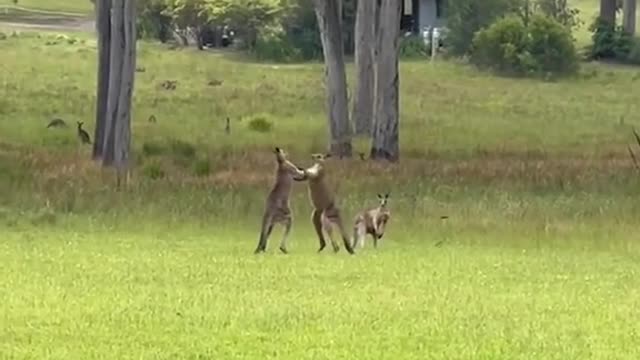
[295,153,355,255]
[353,193,391,249]
[77,121,91,144]
[254,147,306,254]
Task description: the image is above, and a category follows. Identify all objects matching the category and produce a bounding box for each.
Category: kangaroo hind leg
[353,222,366,249]
[312,209,327,253]
[324,206,355,255]
[255,214,274,254]
[322,213,340,253]
[278,215,293,254]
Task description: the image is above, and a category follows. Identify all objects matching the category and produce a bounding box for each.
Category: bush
[247,116,273,133]
[399,35,428,59]
[527,14,579,75]
[588,18,636,63]
[471,14,578,77]
[628,38,640,65]
[253,26,303,62]
[534,0,582,29]
[446,0,524,55]
[142,162,165,180]
[471,15,534,74]
[192,158,211,177]
[136,0,172,42]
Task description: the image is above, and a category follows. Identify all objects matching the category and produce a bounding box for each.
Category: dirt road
[0,6,94,32]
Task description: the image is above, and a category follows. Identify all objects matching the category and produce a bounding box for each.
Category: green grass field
[2,6,640,358]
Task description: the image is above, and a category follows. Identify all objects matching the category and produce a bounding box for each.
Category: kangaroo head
[377,192,390,208]
[274,147,305,179]
[77,121,84,129]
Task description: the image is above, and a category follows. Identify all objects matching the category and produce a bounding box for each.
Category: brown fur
[295,153,355,254]
[254,147,306,254]
[353,193,391,249]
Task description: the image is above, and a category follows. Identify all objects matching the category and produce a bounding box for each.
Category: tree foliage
[135,0,355,60]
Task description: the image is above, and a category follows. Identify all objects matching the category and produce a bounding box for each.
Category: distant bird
[77,121,91,144]
[148,114,157,123]
[46,118,67,128]
[225,117,230,134]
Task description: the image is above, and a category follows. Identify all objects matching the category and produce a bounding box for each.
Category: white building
[401,0,446,34]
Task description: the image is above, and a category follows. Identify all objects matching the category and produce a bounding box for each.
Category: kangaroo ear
[377,193,383,199]
[274,147,281,153]
[385,192,390,198]
[324,153,332,159]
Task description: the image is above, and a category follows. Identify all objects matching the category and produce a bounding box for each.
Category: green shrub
[527,14,579,75]
[193,158,211,177]
[142,140,166,157]
[446,0,524,55]
[247,116,273,133]
[399,35,428,59]
[471,15,534,74]
[253,26,302,62]
[588,17,637,64]
[169,139,197,159]
[628,38,640,65]
[142,162,165,180]
[471,14,578,77]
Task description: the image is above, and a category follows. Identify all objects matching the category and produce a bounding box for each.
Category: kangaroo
[295,153,355,255]
[225,117,230,134]
[77,121,91,144]
[254,147,306,254]
[353,193,391,249]
[46,118,67,128]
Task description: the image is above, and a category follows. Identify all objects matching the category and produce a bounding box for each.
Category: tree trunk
[623,0,637,35]
[600,0,617,25]
[102,0,136,182]
[103,0,125,166]
[93,0,111,160]
[370,0,401,162]
[313,0,353,157]
[113,0,136,183]
[352,0,376,136]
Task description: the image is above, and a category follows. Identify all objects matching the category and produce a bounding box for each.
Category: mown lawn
[1,25,640,358]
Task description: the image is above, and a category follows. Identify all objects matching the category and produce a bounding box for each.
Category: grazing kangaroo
[46,118,67,128]
[254,147,306,254]
[77,121,91,144]
[295,153,355,255]
[353,193,391,249]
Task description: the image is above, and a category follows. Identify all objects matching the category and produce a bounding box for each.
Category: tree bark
[113,0,136,182]
[102,0,135,180]
[600,0,617,25]
[103,0,125,167]
[352,0,376,136]
[313,0,353,158]
[370,0,401,162]
[93,0,111,160]
[623,0,637,35]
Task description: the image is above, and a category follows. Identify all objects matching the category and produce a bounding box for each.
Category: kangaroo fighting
[353,193,391,249]
[254,147,306,254]
[295,153,355,255]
